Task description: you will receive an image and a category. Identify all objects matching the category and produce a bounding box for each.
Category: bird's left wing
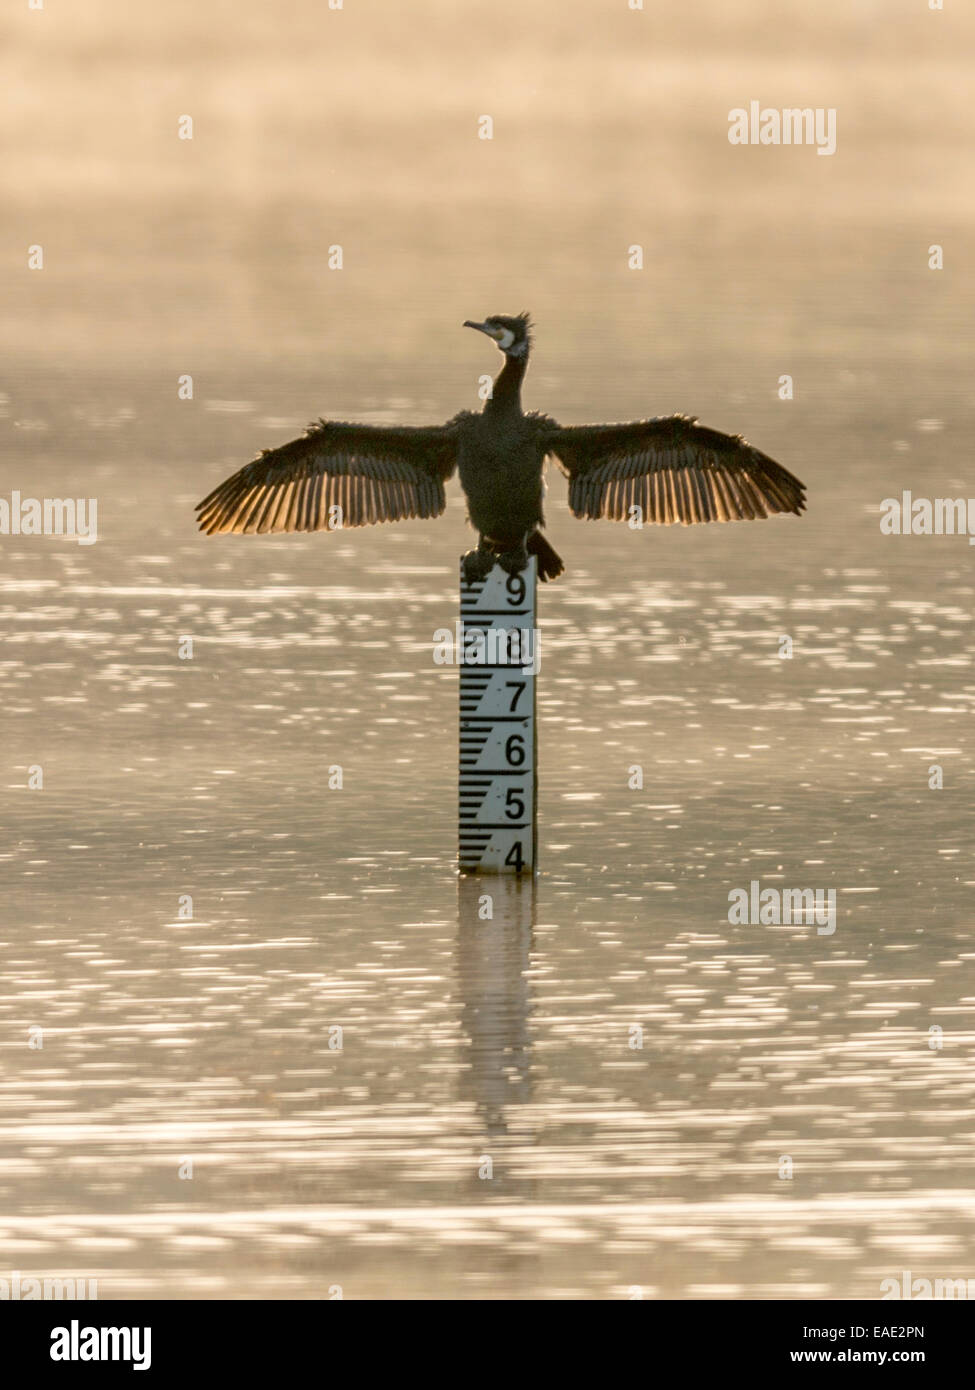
[196,418,462,535]
[540,415,805,524]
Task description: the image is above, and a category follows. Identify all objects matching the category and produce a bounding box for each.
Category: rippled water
[2,0,974,1299]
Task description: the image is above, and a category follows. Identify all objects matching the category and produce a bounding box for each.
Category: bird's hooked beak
[463,319,502,341]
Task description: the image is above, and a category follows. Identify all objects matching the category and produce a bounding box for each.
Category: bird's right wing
[541,415,805,524]
[196,417,464,535]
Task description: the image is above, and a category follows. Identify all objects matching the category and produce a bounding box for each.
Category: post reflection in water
[456,875,535,1149]
[454,874,547,1296]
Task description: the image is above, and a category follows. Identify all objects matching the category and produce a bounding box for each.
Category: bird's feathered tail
[528,530,564,582]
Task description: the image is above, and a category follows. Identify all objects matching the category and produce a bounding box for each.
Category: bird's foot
[497,546,530,577]
[461,547,496,584]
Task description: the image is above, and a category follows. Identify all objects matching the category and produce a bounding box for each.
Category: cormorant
[196,312,806,581]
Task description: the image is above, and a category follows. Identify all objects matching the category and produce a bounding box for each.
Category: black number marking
[506,573,526,605]
[505,787,525,820]
[505,681,526,712]
[505,734,526,766]
[504,840,524,871]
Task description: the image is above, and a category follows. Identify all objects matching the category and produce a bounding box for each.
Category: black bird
[196,312,806,581]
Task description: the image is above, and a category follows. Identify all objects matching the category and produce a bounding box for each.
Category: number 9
[506,573,526,605]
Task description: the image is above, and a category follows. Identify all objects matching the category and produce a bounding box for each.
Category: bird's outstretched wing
[541,415,805,525]
[196,418,463,535]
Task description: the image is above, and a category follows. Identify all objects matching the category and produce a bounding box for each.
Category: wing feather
[541,414,805,525]
[196,419,461,535]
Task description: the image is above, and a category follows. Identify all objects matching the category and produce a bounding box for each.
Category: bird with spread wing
[196,313,806,581]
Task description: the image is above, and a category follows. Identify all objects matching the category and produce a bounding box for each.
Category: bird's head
[463,312,533,359]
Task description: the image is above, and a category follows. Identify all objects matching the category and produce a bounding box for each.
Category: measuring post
[458,557,538,874]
